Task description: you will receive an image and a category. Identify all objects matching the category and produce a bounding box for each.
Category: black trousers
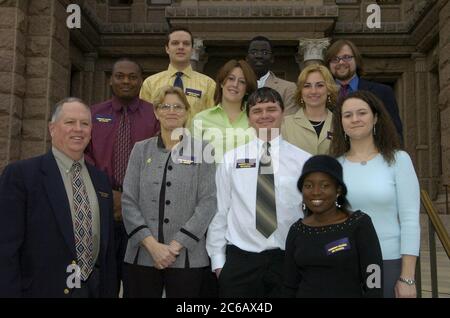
[200,265,219,298]
[218,245,285,298]
[123,263,207,298]
[383,259,401,298]
[115,221,128,288]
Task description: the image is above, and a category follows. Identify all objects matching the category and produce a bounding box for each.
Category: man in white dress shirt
[206,87,311,297]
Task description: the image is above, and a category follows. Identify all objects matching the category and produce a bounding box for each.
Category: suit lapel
[294,108,315,131]
[317,110,333,144]
[41,151,77,258]
[358,78,371,90]
[265,72,278,88]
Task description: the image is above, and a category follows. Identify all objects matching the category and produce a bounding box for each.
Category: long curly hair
[329,90,401,165]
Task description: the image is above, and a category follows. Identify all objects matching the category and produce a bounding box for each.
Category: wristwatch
[398,277,416,285]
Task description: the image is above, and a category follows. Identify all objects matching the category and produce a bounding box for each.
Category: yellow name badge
[146,158,152,165]
[95,115,113,123]
[178,156,195,165]
[325,238,351,256]
[236,159,256,169]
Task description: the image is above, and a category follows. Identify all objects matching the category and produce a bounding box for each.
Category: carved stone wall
[0,0,72,171]
[439,0,450,186]
[20,0,71,159]
[0,0,27,171]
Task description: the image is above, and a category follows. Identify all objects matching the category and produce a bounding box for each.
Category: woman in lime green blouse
[191,59,257,163]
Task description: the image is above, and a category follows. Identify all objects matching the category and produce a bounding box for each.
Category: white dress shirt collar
[257,71,271,88]
[255,135,281,151]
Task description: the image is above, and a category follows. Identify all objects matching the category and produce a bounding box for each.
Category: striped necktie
[71,162,94,281]
[113,107,132,188]
[255,142,277,238]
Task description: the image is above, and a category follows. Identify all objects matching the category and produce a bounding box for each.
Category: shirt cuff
[210,254,226,272]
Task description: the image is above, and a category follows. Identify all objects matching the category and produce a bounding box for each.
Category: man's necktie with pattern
[174,71,184,90]
[113,107,132,187]
[255,142,277,238]
[71,162,94,281]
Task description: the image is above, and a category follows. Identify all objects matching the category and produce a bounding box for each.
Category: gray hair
[51,97,89,123]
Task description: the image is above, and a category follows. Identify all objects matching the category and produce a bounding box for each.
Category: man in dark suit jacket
[325,39,404,141]
[0,98,117,298]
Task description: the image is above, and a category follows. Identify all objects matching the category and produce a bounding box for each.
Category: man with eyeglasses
[246,36,298,116]
[85,58,160,295]
[325,39,403,141]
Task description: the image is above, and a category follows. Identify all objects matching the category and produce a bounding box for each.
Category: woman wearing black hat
[283,155,383,298]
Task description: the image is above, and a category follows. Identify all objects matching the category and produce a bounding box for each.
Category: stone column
[0,0,28,171]
[131,0,147,23]
[439,0,450,186]
[411,53,436,196]
[20,0,71,159]
[95,0,108,22]
[401,63,418,155]
[190,38,207,73]
[83,52,98,106]
[296,38,330,71]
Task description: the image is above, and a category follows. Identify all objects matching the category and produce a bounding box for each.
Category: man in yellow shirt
[140,27,216,127]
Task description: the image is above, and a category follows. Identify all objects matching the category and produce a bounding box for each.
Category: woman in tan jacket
[282,64,338,155]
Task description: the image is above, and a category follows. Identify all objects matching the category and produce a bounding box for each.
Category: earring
[327,95,332,106]
[373,125,376,136]
[335,196,342,209]
[300,98,305,107]
[302,203,306,212]
[344,132,349,142]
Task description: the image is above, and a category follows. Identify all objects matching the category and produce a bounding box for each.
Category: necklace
[310,120,325,127]
[345,151,378,165]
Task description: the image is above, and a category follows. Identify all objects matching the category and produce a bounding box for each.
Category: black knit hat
[297,155,347,195]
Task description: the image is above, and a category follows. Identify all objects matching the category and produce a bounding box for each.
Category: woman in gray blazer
[122,86,217,298]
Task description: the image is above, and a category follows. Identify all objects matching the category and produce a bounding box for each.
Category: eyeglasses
[248,49,272,56]
[329,55,354,64]
[157,103,186,113]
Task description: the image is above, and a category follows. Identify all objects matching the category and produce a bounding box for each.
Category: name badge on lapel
[325,238,351,256]
[98,191,110,198]
[185,88,202,99]
[177,155,196,165]
[95,115,113,123]
[326,131,333,140]
[236,159,256,169]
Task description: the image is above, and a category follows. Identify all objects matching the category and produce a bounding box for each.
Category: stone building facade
[0,0,449,209]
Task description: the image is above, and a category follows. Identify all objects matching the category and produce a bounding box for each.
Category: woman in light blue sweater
[330,90,420,298]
